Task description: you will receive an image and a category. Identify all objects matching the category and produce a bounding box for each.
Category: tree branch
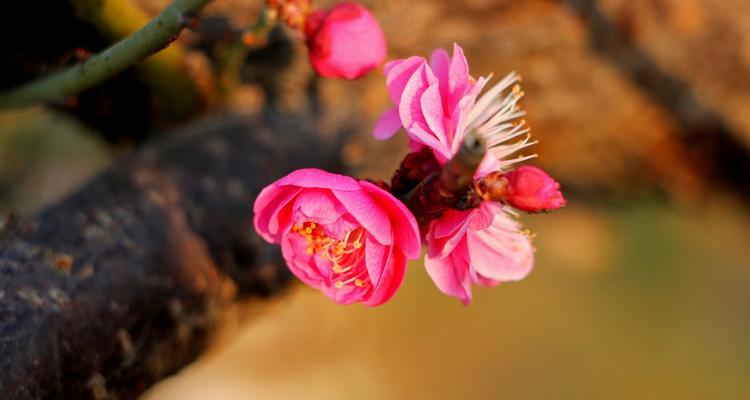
[0,0,212,108]
[0,111,341,399]
[562,0,750,200]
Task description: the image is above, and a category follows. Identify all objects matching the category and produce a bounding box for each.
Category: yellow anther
[334,281,344,289]
[352,240,362,249]
[355,279,368,287]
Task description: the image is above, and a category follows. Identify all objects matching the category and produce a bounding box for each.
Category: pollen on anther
[334,281,344,289]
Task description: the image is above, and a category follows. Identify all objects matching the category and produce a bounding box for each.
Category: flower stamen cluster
[292,222,370,288]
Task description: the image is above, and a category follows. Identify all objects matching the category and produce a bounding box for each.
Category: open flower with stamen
[374,44,564,303]
[253,168,421,306]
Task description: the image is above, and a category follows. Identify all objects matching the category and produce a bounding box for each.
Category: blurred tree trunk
[0,111,342,399]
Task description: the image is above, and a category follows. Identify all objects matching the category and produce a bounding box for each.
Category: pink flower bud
[504,165,566,212]
[304,2,387,79]
[253,169,420,306]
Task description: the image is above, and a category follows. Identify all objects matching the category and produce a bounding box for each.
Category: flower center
[291,222,370,289]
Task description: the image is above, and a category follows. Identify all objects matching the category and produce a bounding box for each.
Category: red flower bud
[503,165,566,212]
[304,2,387,79]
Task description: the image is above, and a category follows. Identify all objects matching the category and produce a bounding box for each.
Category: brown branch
[562,0,750,199]
[0,111,340,399]
[403,133,486,227]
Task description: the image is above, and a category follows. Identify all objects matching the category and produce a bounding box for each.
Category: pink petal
[467,210,534,282]
[332,188,393,245]
[373,107,402,140]
[409,125,451,161]
[424,238,472,304]
[277,168,361,191]
[253,185,301,243]
[293,189,348,225]
[398,64,437,136]
[420,83,448,145]
[332,284,366,305]
[450,93,476,153]
[433,208,473,239]
[429,47,451,103]
[364,238,388,287]
[281,233,326,288]
[425,209,473,258]
[360,180,421,259]
[468,202,495,231]
[475,152,501,179]
[364,249,406,306]
[448,43,469,101]
[385,56,427,104]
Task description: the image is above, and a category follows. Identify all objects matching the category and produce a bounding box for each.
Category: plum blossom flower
[374,44,536,170]
[304,2,387,79]
[253,168,420,306]
[373,44,488,163]
[374,44,564,303]
[425,202,534,304]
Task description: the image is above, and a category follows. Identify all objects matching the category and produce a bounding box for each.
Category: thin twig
[402,133,486,226]
[0,0,212,108]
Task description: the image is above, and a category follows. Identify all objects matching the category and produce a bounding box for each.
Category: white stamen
[463,71,533,170]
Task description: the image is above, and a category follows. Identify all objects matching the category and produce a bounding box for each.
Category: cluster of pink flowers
[255,1,565,305]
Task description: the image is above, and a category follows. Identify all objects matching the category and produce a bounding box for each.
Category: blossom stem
[402,132,486,225]
[0,0,212,109]
[69,0,205,117]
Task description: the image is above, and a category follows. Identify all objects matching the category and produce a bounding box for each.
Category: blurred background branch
[563,0,750,201]
[0,0,211,111]
[0,111,342,399]
[1,0,750,398]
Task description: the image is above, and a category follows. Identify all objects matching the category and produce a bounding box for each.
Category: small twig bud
[399,132,487,227]
[439,132,485,196]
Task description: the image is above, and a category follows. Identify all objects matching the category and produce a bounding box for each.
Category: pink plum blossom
[503,165,566,212]
[373,44,488,163]
[424,202,534,304]
[374,44,564,303]
[304,2,387,80]
[253,168,420,306]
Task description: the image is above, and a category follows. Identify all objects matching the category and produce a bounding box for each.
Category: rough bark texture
[0,112,339,399]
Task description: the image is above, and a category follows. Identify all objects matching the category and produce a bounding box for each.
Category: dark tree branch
[562,0,750,199]
[0,111,340,399]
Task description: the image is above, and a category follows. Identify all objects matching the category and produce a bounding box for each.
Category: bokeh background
[2,0,750,398]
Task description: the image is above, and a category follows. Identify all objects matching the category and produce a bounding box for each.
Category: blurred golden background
[2,0,750,398]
